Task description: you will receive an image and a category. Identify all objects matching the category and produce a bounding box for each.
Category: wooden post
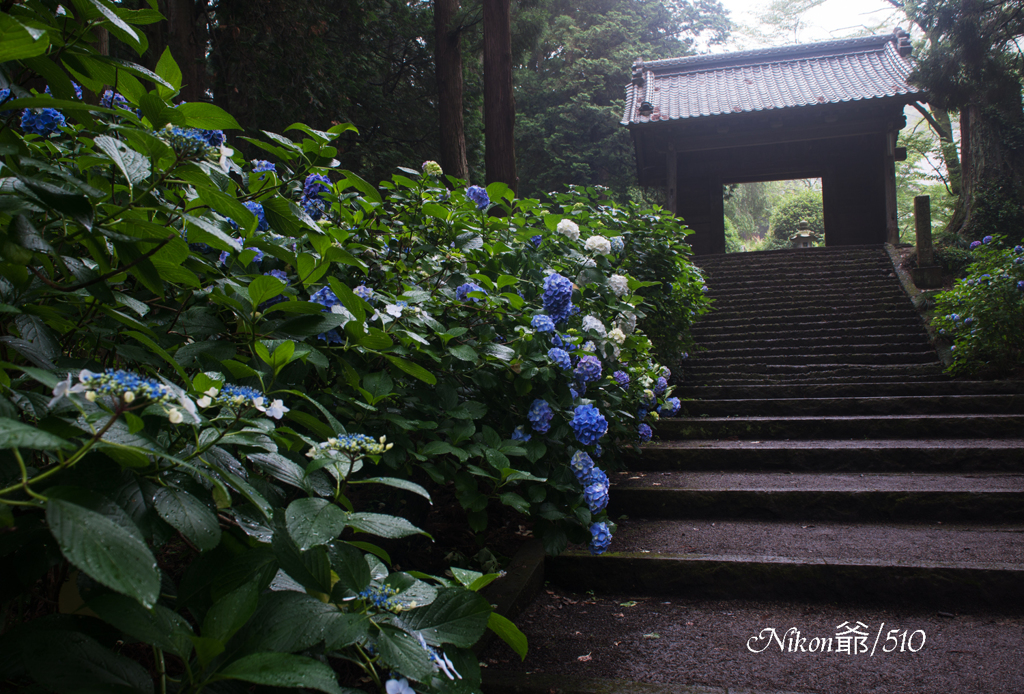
[666,145,677,215]
[884,130,900,245]
[911,195,943,288]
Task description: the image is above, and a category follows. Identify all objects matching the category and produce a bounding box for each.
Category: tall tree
[513,0,730,200]
[904,0,1024,241]
[483,0,518,193]
[435,0,470,180]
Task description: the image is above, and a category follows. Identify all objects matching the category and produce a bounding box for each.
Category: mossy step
[632,438,1024,472]
[658,413,1022,440]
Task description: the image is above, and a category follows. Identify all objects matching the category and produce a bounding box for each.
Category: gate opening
[723,178,823,253]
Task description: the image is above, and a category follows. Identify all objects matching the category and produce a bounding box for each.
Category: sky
[712,0,909,51]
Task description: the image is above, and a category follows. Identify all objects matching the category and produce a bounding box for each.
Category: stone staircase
[485,247,1024,693]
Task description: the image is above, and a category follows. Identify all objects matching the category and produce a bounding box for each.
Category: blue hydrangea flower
[253,160,276,173]
[530,235,542,248]
[1018,280,1024,291]
[575,355,602,384]
[542,273,574,324]
[583,466,608,489]
[532,314,556,332]
[466,185,489,210]
[303,173,331,199]
[0,88,11,105]
[571,404,608,446]
[310,286,348,343]
[77,369,173,403]
[1014,245,1023,255]
[613,371,630,388]
[638,422,653,443]
[654,376,668,395]
[162,127,211,157]
[215,383,265,407]
[569,386,579,399]
[594,443,603,458]
[589,522,612,555]
[21,108,65,136]
[527,399,554,434]
[548,347,571,370]
[642,389,657,407]
[982,235,993,245]
[638,406,649,420]
[584,478,609,514]
[100,90,131,111]
[570,451,594,481]
[511,425,531,442]
[970,240,981,250]
[199,129,225,147]
[663,397,681,417]
[609,236,625,253]
[244,201,270,232]
[359,584,401,612]
[455,282,486,302]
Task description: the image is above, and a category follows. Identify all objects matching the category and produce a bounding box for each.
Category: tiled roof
[622,30,920,125]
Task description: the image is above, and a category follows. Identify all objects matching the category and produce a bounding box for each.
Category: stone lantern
[790,219,818,248]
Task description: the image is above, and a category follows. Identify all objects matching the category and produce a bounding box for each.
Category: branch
[911,102,951,141]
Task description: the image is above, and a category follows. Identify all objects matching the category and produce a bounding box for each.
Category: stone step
[671,381,1024,399]
[607,471,1024,522]
[707,279,905,298]
[687,349,939,367]
[657,413,1023,440]
[682,362,945,380]
[695,332,932,351]
[704,271,899,292]
[696,306,921,327]
[481,589,1024,693]
[692,316,929,339]
[546,518,1024,606]
[706,293,909,312]
[632,438,1024,472]
[681,373,949,387]
[676,394,1024,417]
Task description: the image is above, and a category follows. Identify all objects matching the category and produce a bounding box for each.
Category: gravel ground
[482,586,1024,694]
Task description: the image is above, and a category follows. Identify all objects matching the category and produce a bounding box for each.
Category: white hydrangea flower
[557,219,580,241]
[582,315,606,336]
[609,274,629,297]
[167,408,183,424]
[584,235,611,255]
[616,311,637,334]
[608,327,627,344]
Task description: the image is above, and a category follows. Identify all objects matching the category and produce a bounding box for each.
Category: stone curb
[475,539,546,655]
[884,243,953,367]
[481,671,814,694]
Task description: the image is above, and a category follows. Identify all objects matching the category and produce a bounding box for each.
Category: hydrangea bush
[933,236,1024,376]
[0,4,708,693]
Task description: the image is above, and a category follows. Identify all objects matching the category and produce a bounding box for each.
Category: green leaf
[272,512,333,594]
[124,330,188,383]
[350,477,431,502]
[176,101,242,131]
[216,652,348,694]
[376,625,433,681]
[482,343,515,361]
[94,135,151,189]
[242,591,357,654]
[155,46,182,98]
[21,178,93,230]
[89,0,141,48]
[249,274,287,307]
[449,344,478,362]
[384,354,437,385]
[400,587,491,648]
[203,580,259,643]
[153,487,221,552]
[498,491,530,514]
[0,15,49,62]
[327,542,371,596]
[0,417,73,450]
[89,593,195,659]
[488,612,528,660]
[46,499,160,607]
[285,498,348,551]
[197,185,256,232]
[340,170,382,203]
[362,371,393,404]
[346,512,430,540]
[21,629,154,694]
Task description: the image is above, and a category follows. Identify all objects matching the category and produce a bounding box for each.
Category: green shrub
[768,189,824,241]
[0,5,708,692]
[724,216,743,253]
[933,237,1024,376]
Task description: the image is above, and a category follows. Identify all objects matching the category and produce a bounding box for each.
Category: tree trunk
[482,0,517,194]
[434,0,468,181]
[931,106,961,195]
[160,0,208,103]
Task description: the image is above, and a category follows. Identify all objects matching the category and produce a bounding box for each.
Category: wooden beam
[666,145,677,215]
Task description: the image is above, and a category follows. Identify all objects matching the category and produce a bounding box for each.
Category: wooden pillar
[666,145,677,215]
[884,130,900,245]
